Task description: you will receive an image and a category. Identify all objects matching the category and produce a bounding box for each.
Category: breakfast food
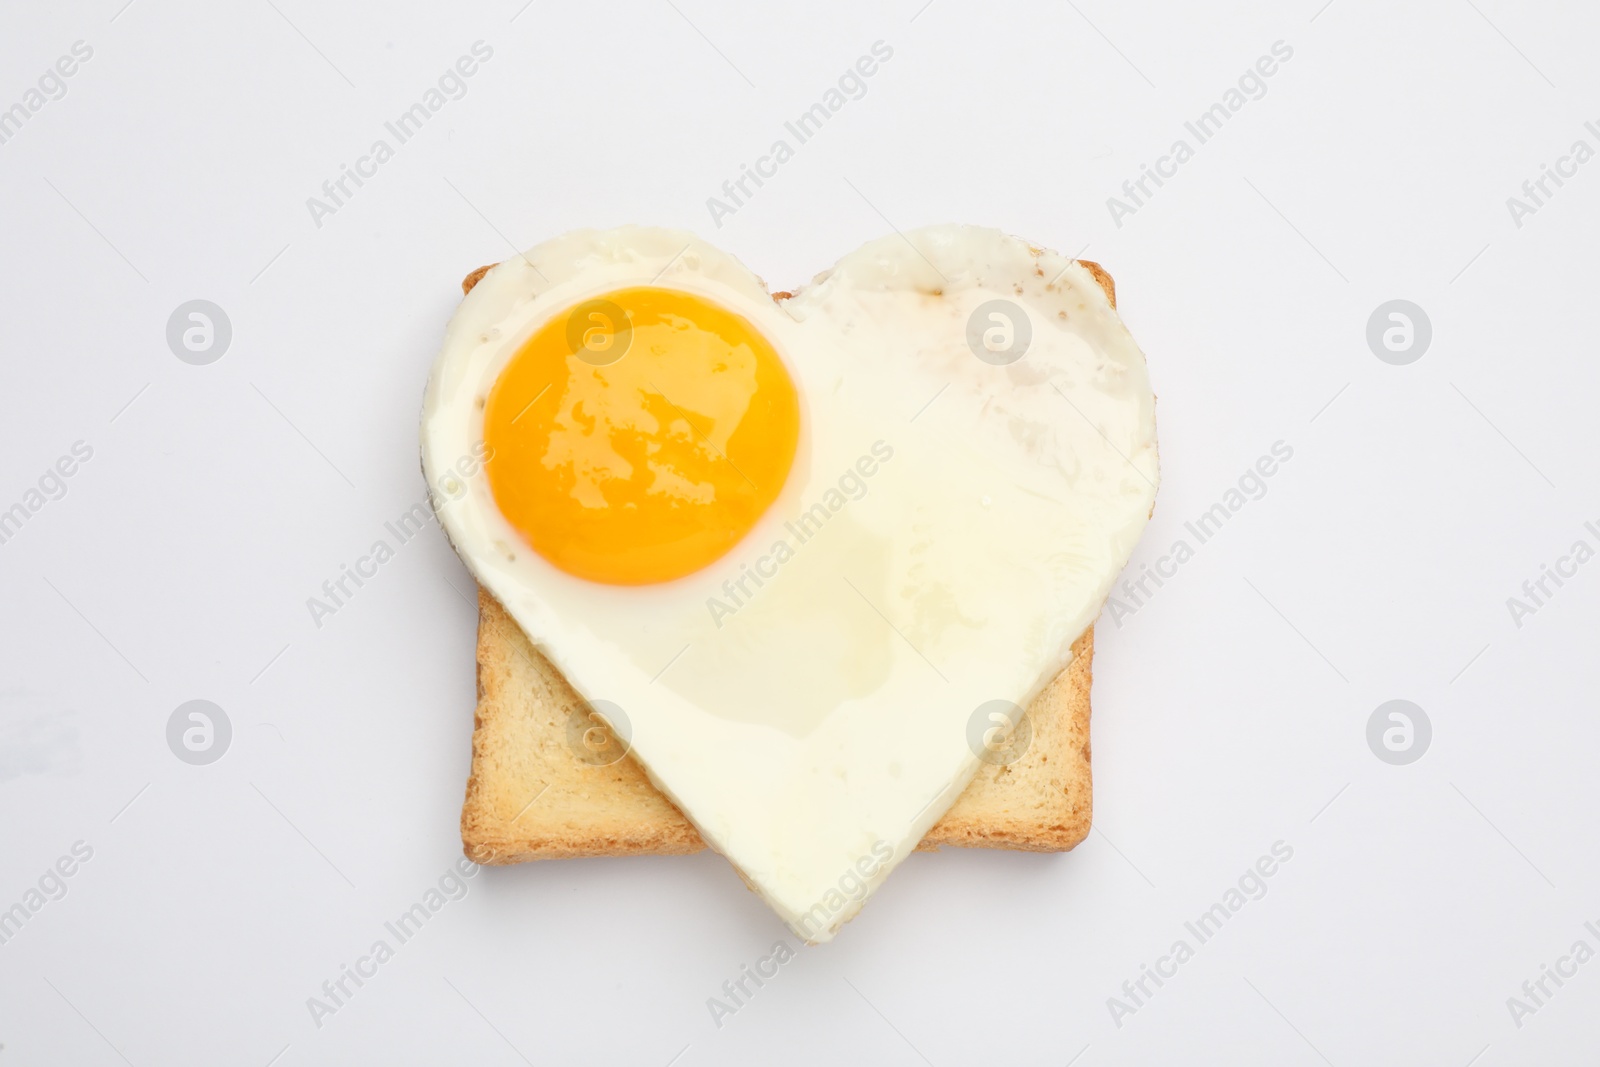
[459,262,1123,863]
[422,227,1158,940]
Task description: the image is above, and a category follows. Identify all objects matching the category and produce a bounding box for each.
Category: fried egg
[421,225,1158,940]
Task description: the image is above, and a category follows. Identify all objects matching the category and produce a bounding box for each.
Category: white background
[2,1,1598,1064]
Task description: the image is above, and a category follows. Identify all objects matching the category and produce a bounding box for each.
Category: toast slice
[459,258,1120,863]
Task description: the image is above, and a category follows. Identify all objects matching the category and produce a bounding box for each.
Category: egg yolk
[483,286,800,586]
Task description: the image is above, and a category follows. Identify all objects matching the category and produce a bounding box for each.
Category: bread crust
[458,253,1118,862]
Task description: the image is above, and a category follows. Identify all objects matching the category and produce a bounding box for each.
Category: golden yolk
[482,286,800,585]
